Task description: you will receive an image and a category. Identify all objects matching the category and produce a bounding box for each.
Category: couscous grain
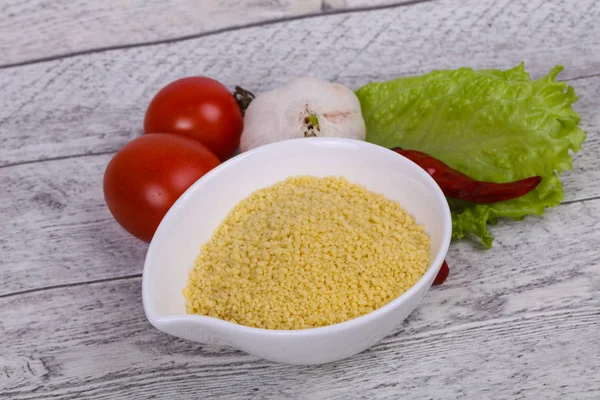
[183,176,430,330]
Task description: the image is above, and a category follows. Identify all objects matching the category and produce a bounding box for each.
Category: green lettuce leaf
[356,64,585,247]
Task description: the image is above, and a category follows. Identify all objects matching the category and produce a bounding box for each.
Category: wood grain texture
[0,154,146,297]
[1,198,599,398]
[0,0,419,66]
[2,0,600,397]
[1,0,599,167]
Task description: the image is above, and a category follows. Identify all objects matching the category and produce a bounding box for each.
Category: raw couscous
[183,176,431,330]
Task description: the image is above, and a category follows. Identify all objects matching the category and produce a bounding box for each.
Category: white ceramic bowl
[142,137,451,365]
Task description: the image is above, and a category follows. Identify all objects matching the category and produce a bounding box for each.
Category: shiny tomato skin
[103,134,220,242]
[144,77,243,161]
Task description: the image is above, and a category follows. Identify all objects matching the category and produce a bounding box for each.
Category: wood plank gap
[0,150,117,170]
[561,194,600,205]
[566,72,600,82]
[0,273,142,300]
[0,0,437,70]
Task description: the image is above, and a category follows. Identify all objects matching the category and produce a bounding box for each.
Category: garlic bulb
[239,77,366,152]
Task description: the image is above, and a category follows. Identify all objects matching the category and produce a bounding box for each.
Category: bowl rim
[142,137,452,337]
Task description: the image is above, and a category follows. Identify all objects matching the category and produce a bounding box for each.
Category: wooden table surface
[1,0,599,398]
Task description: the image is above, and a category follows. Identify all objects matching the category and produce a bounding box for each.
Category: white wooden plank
[1,0,599,167]
[10,305,595,399]
[0,0,417,66]
[1,200,598,399]
[0,155,147,297]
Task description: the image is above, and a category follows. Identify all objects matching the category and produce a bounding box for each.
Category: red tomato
[144,77,243,161]
[103,134,220,242]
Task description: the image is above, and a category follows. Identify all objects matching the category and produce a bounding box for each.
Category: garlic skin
[239,77,366,152]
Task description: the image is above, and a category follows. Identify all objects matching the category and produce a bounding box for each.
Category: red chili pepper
[392,148,542,203]
[433,260,449,285]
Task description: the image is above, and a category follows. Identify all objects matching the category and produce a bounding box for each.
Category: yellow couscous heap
[183,176,430,330]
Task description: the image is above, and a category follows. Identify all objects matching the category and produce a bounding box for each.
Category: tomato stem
[233,86,256,115]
